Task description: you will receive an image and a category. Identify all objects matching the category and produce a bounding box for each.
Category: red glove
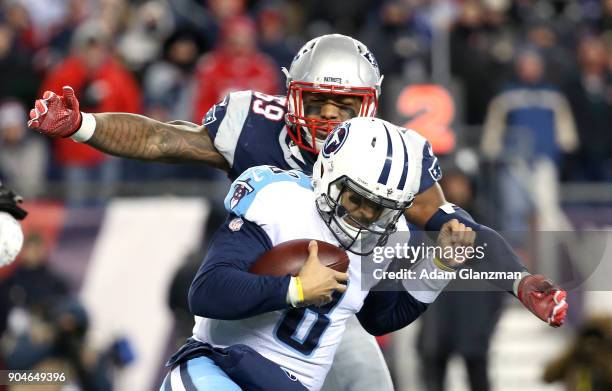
[27,86,82,138]
[517,274,568,327]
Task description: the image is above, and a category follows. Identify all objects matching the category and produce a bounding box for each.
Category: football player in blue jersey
[161,117,478,391]
[28,34,567,390]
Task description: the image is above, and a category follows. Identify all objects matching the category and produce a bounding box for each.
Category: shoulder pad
[224,165,311,217]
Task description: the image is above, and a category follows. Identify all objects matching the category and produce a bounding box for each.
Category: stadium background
[1,0,611,390]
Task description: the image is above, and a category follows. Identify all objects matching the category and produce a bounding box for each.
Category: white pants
[321,316,394,391]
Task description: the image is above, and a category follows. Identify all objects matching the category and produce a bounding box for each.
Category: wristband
[433,256,456,273]
[287,277,301,307]
[70,112,96,143]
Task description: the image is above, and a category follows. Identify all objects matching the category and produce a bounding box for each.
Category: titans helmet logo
[322,123,350,158]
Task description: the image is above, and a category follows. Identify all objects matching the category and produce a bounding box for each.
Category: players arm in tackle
[27,34,565,328]
[26,87,228,168]
[163,119,472,391]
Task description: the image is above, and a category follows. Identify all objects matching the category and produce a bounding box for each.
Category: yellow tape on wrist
[295,276,304,303]
[434,257,456,273]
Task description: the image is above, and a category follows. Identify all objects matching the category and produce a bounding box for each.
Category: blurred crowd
[0,0,609,202]
[1,0,612,390]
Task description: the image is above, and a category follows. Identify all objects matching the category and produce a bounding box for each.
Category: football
[249,239,349,277]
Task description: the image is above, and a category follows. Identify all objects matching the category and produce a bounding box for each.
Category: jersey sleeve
[418,140,442,193]
[356,290,428,336]
[223,165,312,223]
[188,213,291,320]
[402,129,443,194]
[202,90,254,169]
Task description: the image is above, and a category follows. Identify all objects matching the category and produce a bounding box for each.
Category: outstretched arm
[405,183,528,287]
[27,87,229,170]
[89,114,228,169]
[405,183,567,327]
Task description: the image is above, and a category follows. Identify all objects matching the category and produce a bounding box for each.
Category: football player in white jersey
[28,34,567,391]
[161,117,475,391]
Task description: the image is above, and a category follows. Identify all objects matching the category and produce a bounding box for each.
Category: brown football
[249,239,349,277]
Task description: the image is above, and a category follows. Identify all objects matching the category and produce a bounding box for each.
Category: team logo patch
[203,96,228,126]
[229,178,254,210]
[203,106,217,126]
[228,217,244,232]
[322,123,350,158]
[429,158,443,182]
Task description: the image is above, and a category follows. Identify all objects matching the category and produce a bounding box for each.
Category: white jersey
[192,166,449,390]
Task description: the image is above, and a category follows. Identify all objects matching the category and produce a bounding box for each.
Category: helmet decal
[396,128,410,191]
[362,49,380,76]
[376,124,393,186]
[322,123,350,158]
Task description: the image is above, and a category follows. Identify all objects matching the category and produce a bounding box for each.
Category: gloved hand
[517,274,568,327]
[27,86,82,138]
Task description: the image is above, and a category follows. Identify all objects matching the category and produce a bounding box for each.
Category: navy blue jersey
[203,90,313,180]
[202,90,442,191]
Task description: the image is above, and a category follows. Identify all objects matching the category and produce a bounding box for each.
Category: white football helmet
[312,117,415,255]
[283,34,383,154]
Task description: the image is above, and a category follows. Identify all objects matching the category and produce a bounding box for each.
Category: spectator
[417,167,505,391]
[0,233,68,337]
[481,48,578,241]
[299,0,369,38]
[524,22,575,87]
[142,28,203,123]
[3,0,37,50]
[40,20,142,206]
[360,0,432,80]
[600,0,612,33]
[449,0,513,126]
[563,35,612,181]
[117,0,175,75]
[45,0,90,57]
[11,0,69,48]
[129,28,224,181]
[2,297,115,391]
[257,4,297,85]
[0,232,128,390]
[543,314,612,390]
[168,0,245,53]
[192,15,280,122]
[0,101,48,199]
[0,22,40,107]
